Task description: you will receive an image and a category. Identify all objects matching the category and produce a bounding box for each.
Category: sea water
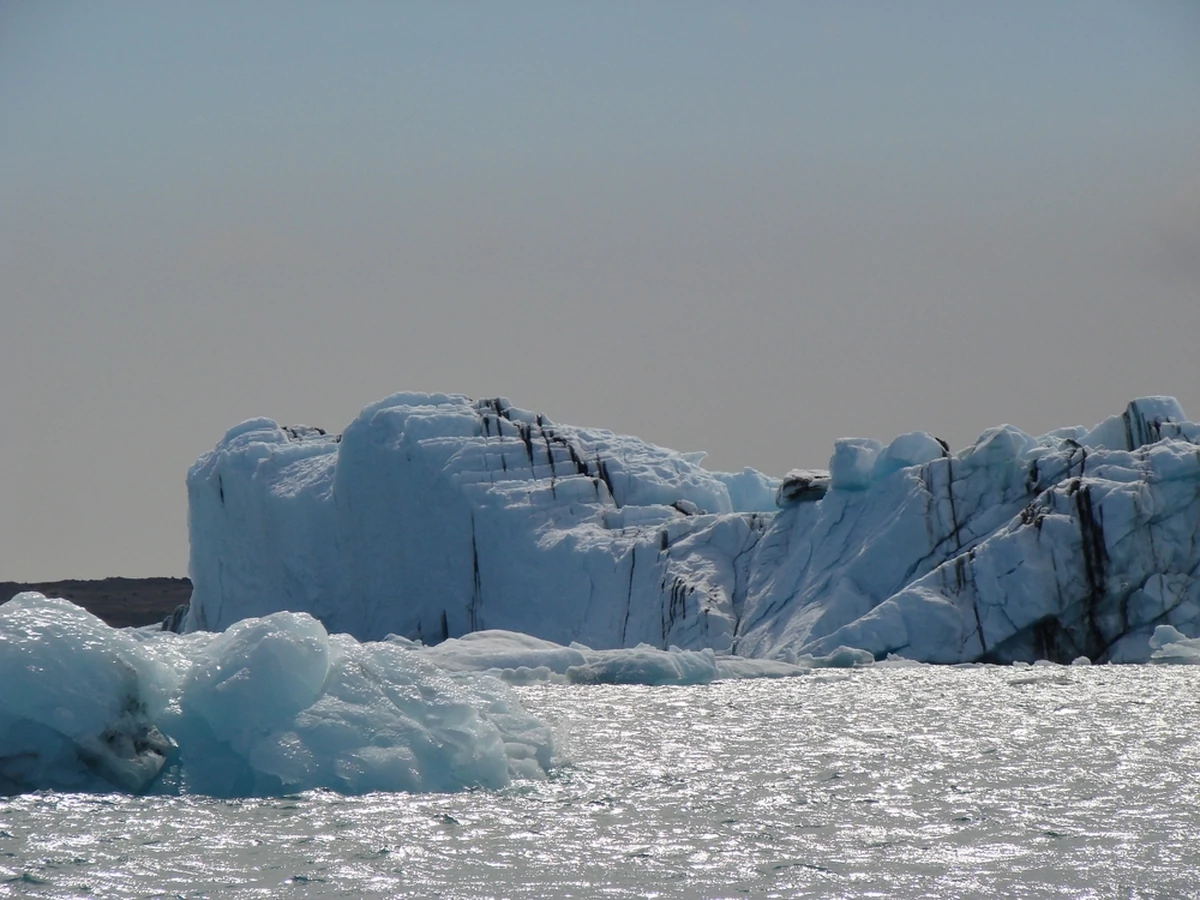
[2,665,1198,899]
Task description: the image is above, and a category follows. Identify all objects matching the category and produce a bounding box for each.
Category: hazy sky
[2,2,1198,580]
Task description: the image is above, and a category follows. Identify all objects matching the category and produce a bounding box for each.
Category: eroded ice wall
[737,397,1200,664]
[186,393,1200,663]
[186,393,777,652]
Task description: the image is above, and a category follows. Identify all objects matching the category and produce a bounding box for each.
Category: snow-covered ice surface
[185,393,1200,664]
[3,668,1200,898]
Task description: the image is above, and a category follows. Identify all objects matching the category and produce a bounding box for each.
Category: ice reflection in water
[2,664,1199,898]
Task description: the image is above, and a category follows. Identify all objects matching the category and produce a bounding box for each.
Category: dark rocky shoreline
[0,577,191,628]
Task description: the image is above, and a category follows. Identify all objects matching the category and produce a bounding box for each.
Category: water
[3,665,1199,898]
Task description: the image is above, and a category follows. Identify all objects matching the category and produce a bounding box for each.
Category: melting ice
[185,392,1200,664]
[6,391,1200,798]
[0,595,859,797]
[0,595,553,796]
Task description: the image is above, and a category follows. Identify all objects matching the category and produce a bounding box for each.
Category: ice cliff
[184,393,1200,664]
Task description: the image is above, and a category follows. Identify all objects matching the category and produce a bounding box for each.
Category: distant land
[0,577,191,628]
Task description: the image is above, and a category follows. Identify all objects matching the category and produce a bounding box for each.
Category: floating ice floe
[0,594,553,796]
[406,629,863,686]
[182,393,1200,665]
[2,595,846,796]
[1147,624,1200,665]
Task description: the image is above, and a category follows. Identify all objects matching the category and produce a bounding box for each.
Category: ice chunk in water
[0,594,174,794]
[0,595,554,797]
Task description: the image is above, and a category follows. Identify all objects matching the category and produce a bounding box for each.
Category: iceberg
[183,393,1200,664]
[2,594,841,796]
[0,594,175,795]
[408,629,852,685]
[1147,624,1200,665]
[185,393,777,653]
[0,593,554,796]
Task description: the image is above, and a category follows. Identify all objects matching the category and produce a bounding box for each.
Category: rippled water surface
[4,665,1200,898]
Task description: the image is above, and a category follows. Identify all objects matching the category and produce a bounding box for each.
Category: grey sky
[2,2,1198,580]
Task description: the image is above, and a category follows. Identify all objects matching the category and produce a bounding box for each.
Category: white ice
[406,629,862,686]
[1147,624,1200,664]
[182,393,1200,664]
[185,393,780,651]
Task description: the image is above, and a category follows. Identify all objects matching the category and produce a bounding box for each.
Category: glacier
[183,392,1200,665]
